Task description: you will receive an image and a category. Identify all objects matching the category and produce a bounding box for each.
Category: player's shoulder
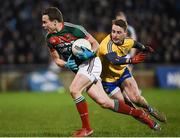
[44,33,55,49]
[99,35,111,50]
[64,22,88,33]
[100,35,111,45]
[98,35,111,55]
[64,22,82,28]
[124,37,135,45]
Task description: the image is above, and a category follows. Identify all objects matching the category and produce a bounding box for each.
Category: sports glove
[143,46,154,53]
[129,52,147,64]
[76,47,95,60]
[64,55,78,71]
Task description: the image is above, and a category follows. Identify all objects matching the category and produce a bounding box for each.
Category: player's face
[42,15,57,33]
[111,24,126,45]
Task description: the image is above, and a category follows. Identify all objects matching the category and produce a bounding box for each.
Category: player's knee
[131,95,140,103]
[127,93,138,103]
[125,88,140,103]
[69,85,80,97]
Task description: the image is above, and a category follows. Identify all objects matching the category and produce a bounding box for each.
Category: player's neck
[56,22,64,32]
[48,23,64,34]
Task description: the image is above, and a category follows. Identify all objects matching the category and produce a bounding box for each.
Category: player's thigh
[70,73,92,98]
[70,73,92,91]
[70,57,102,98]
[87,81,114,108]
[87,81,109,101]
[121,77,140,98]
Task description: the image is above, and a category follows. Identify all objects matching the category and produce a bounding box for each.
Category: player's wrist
[78,50,95,60]
[64,62,68,67]
[90,51,96,57]
[128,58,132,64]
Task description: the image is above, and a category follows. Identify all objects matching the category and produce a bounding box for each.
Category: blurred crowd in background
[0,0,180,65]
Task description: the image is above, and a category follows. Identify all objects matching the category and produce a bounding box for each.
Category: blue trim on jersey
[102,68,132,94]
[105,52,128,65]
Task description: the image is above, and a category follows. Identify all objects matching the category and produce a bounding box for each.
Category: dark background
[0,0,179,65]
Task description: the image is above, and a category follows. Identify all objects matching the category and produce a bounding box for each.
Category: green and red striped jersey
[46,22,89,62]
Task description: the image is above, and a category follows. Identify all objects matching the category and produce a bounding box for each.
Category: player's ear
[124,31,127,37]
[54,20,58,26]
[59,22,64,29]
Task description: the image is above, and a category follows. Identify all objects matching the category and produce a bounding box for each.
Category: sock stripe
[148,106,153,113]
[114,99,119,112]
[75,96,84,101]
[75,97,84,103]
[74,96,85,104]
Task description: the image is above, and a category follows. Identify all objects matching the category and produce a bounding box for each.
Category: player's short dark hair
[42,7,63,22]
[112,19,127,31]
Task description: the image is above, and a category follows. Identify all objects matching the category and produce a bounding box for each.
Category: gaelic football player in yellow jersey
[97,19,167,123]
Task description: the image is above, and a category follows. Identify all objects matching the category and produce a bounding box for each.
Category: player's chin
[112,40,119,45]
[43,27,48,31]
[46,29,52,33]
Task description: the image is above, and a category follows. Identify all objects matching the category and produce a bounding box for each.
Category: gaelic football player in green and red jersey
[42,7,161,137]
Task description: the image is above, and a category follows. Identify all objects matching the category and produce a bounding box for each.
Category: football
[72,38,92,56]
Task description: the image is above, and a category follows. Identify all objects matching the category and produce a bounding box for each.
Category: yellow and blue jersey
[97,35,134,82]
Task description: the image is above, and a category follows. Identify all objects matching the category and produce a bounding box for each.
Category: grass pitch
[0,88,179,137]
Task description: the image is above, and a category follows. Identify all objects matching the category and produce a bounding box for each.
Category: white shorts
[77,57,102,83]
[125,53,131,58]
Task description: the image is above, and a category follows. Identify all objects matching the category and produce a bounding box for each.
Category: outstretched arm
[133,41,154,53]
[105,52,147,65]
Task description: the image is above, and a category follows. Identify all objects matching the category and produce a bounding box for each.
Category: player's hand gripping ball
[72,39,92,55]
[72,39,95,60]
